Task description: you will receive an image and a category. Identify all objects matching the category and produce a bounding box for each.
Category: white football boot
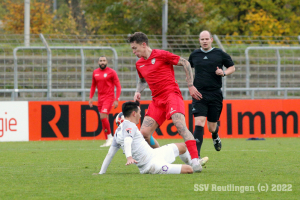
[199,156,209,166]
[192,159,203,173]
[100,137,113,147]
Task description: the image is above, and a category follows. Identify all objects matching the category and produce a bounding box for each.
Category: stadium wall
[0,100,299,142]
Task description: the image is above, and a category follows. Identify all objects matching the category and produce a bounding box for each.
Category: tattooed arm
[177,57,202,100]
[136,78,147,93]
[134,78,147,102]
[177,57,194,87]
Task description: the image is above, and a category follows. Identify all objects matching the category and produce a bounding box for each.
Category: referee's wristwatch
[223,72,226,77]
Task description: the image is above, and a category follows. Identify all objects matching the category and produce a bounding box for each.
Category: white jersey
[99,119,186,175]
[112,120,155,172]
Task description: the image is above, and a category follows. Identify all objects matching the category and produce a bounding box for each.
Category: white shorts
[140,144,182,174]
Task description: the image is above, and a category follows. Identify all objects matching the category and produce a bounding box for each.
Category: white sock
[179,150,192,166]
[107,134,112,140]
[191,158,199,166]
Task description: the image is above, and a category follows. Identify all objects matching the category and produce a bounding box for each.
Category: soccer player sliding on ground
[94,101,208,174]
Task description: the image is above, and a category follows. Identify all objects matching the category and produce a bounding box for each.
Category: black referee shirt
[188,47,234,92]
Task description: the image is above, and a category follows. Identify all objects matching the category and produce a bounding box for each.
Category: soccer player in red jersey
[128,32,208,172]
[89,56,121,147]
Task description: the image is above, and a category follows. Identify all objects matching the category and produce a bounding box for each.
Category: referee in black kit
[188,30,235,158]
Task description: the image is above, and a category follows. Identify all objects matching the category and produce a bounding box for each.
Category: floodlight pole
[24,0,30,47]
[53,0,57,19]
[162,0,168,49]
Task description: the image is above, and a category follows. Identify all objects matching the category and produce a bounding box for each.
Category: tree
[2,0,299,36]
[244,9,288,36]
[201,0,300,36]
[168,0,205,35]
[83,0,205,35]
[51,0,81,35]
[83,0,122,34]
[3,0,54,34]
[64,0,87,34]
[1,0,88,35]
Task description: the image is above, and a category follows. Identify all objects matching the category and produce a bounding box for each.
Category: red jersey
[90,67,121,102]
[136,49,181,99]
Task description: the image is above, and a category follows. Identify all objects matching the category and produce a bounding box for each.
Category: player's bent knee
[175,143,187,155]
[141,129,151,138]
[142,131,160,148]
[194,116,206,126]
[181,165,193,174]
[195,121,205,126]
[99,113,108,120]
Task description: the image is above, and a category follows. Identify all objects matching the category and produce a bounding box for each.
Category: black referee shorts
[192,89,223,122]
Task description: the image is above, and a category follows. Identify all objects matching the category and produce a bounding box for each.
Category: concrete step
[2,64,300,73]
[1,55,300,66]
[1,91,299,101]
[2,70,300,80]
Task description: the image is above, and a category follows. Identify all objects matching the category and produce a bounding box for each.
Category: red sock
[101,118,111,139]
[185,140,199,159]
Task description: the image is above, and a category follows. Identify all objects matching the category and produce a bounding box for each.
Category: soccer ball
[115,112,124,126]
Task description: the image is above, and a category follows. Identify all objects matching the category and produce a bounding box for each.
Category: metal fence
[0,34,300,101]
[245,47,300,95]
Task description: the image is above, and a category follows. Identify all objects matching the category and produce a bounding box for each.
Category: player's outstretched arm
[177,57,202,100]
[99,146,119,174]
[134,78,147,102]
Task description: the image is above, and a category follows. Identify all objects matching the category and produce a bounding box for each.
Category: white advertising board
[0,101,29,142]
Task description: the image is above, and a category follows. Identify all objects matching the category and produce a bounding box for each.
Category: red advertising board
[219,99,299,138]
[28,100,300,141]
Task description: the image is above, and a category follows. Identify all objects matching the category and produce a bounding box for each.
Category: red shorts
[146,93,185,126]
[98,99,114,114]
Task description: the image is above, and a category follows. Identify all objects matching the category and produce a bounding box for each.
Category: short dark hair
[99,56,107,60]
[128,32,148,45]
[122,101,140,118]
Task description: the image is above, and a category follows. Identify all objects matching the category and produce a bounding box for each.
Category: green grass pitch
[0,138,299,200]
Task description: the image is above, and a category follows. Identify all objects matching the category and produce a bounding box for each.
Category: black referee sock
[193,125,204,158]
[212,124,219,139]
